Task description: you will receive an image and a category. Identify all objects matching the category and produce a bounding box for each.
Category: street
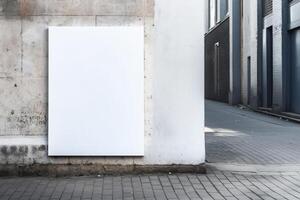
[1,101,300,200]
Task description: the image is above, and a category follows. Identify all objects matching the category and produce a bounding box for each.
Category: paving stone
[1,101,300,199]
[0,173,299,199]
[206,100,300,165]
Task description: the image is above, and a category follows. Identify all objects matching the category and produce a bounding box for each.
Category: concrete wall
[151,0,205,165]
[241,0,260,107]
[0,0,205,173]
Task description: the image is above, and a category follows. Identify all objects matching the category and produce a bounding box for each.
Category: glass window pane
[210,0,216,28]
[218,0,228,21]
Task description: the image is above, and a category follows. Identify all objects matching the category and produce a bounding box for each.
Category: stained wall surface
[0,0,205,167]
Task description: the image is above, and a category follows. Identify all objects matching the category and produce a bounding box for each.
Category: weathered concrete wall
[0,0,154,167]
[0,0,205,173]
[0,0,154,16]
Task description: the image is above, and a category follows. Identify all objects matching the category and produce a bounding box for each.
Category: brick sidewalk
[205,100,300,164]
[1,170,300,200]
[1,101,300,200]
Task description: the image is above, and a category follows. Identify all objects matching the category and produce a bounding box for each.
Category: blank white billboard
[48,26,144,156]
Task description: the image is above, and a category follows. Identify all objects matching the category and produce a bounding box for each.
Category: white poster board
[48,27,144,156]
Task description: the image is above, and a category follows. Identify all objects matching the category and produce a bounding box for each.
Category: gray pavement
[2,100,300,200]
[205,100,300,165]
[2,172,300,200]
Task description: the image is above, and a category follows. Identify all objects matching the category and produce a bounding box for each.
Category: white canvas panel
[48,26,144,156]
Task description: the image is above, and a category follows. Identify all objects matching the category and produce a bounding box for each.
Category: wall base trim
[0,164,206,177]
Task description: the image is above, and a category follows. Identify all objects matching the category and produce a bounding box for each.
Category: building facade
[0,0,206,175]
[205,0,300,117]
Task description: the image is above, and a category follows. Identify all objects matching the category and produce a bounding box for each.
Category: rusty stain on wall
[19,0,30,17]
[0,0,34,17]
[1,0,154,17]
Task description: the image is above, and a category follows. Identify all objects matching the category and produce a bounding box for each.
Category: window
[210,0,216,28]
[218,0,228,22]
[209,0,229,29]
[263,0,273,17]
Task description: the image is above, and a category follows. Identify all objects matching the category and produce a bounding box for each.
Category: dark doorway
[262,26,273,108]
[214,42,220,97]
[247,56,251,105]
[290,28,300,114]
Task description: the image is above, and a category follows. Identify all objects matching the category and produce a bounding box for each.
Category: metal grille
[263,0,273,17]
